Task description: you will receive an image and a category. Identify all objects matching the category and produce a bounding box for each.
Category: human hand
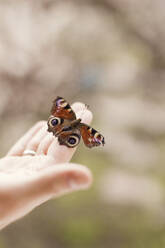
[0,102,92,230]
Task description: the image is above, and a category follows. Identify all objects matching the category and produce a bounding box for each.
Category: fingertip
[35,121,47,128]
[72,102,86,113]
[30,121,47,133]
[65,163,93,188]
[72,102,93,124]
[54,163,93,190]
[77,109,93,125]
[39,163,93,195]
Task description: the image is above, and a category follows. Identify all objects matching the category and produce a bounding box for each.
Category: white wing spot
[60,102,68,107]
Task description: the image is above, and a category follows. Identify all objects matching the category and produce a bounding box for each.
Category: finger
[47,103,93,163]
[36,133,54,155]
[71,102,87,113]
[3,164,92,224]
[24,124,48,153]
[24,163,92,201]
[7,121,46,156]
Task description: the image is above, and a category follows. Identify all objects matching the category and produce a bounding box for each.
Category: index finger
[7,121,46,156]
[47,102,93,163]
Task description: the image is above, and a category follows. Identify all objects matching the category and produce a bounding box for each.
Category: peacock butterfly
[47,96,105,148]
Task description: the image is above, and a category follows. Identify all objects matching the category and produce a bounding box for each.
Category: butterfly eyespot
[67,135,80,147]
[49,117,61,127]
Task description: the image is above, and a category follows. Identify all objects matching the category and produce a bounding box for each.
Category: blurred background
[0,0,165,247]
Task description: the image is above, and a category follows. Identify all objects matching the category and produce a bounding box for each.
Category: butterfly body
[47,96,105,148]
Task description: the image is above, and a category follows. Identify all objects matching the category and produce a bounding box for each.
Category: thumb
[24,163,92,201]
[0,164,92,229]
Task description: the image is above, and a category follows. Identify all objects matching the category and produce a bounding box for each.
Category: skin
[0,102,93,230]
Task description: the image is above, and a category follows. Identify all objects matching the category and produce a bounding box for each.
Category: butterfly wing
[48,96,76,136]
[51,96,76,120]
[48,97,105,149]
[47,116,64,136]
[79,123,105,148]
[57,129,81,148]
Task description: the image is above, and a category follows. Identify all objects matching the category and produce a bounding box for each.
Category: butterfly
[47,96,105,148]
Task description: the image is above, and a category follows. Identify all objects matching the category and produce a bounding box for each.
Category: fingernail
[68,178,90,191]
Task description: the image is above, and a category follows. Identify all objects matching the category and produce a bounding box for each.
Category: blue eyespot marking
[51,118,58,126]
[68,137,76,144]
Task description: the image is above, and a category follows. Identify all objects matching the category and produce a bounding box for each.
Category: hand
[0,102,92,230]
